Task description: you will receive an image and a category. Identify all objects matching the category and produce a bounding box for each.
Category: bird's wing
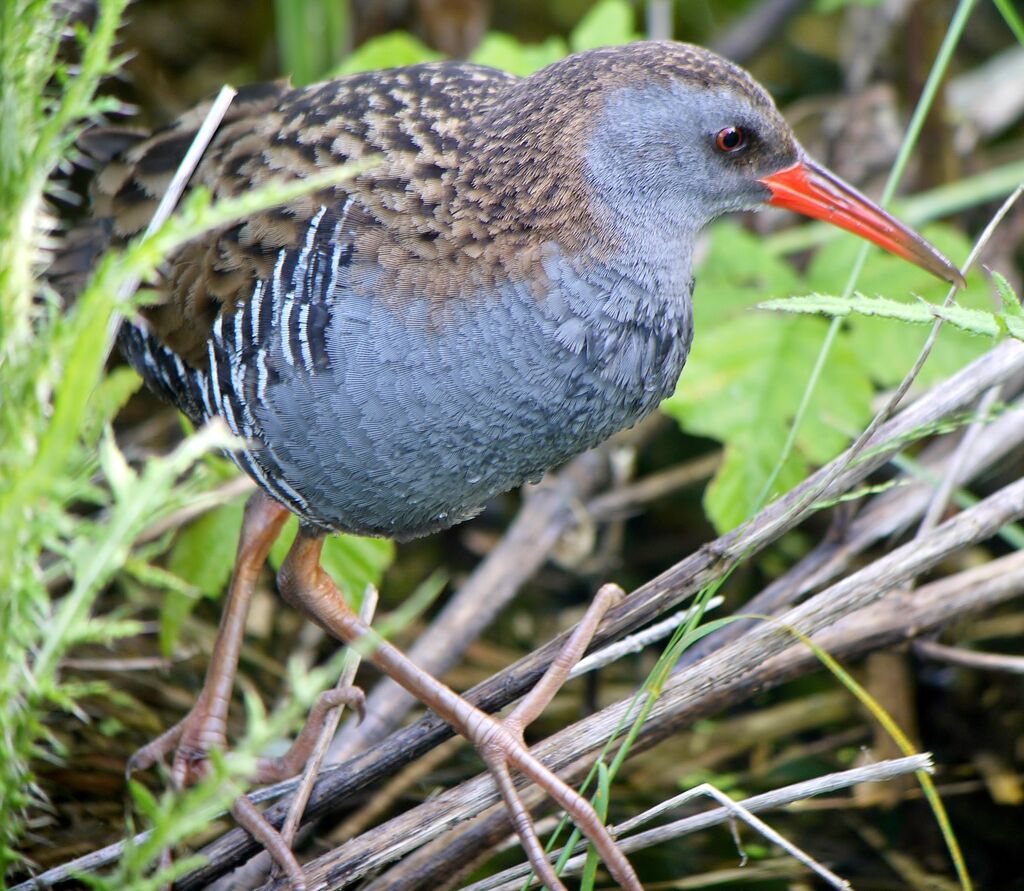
[82,64,523,370]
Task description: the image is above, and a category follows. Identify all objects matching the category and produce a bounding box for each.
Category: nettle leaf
[472,33,567,76]
[662,222,854,531]
[665,221,991,533]
[664,312,872,530]
[693,222,801,328]
[761,292,1023,340]
[269,518,394,604]
[992,270,1022,316]
[805,224,989,386]
[570,0,641,52]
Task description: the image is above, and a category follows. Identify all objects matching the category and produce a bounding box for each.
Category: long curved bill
[759,159,965,288]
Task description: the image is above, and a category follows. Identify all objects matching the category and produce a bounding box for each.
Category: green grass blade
[779,623,973,891]
[994,0,1024,45]
[752,0,980,516]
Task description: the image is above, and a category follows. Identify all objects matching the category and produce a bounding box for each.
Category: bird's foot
[470,583,631,891]
[278,532,639,891]
[128,685,364,890]
[126,691,226,786]
[125,491,353,890]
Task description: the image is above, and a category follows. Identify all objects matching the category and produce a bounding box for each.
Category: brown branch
[287,519,1024,890]
[913,639,1024,675]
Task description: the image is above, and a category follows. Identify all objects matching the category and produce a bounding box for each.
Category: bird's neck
[463,82,705,268]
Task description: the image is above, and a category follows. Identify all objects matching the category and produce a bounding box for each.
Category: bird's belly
[243,278,692,539]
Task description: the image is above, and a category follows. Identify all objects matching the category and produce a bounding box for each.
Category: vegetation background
[3,0,1024,889]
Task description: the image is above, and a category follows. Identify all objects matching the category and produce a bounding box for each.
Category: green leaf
[269,517,394,602]
[322,533,395,601]
[994,0,1024,47]
[274,0,351,84]
[331,32,441,77]
[662,222,863,532]
[692,222,801,330]
[663,313,872,531]
[570,0,640,52]
[805,224,989,385]
[99,428,135,502]
[992,270,1022,315]
[84,366,141,439]
[167,497,246,598]
[761,293,1023,341]
[127,779,160,823]
[471,33,568,76]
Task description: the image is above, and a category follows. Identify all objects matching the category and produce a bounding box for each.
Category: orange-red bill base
[760,159,966,288]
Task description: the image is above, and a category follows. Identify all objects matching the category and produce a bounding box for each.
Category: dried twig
[265,499,1024,890]
[680,393,1024,666]
[469,755,933,891]
[913,640,1024,675]
[20,518,1024,891]
[282,588,379,843]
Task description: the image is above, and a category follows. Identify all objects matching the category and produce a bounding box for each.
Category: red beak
[759,159,965,288]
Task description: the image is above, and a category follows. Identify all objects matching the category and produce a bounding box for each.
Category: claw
[126,717,186,778]
[321,686,366,724]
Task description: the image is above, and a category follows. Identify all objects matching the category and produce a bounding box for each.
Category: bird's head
[566,41,962,286]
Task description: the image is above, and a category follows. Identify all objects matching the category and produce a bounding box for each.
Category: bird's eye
[715,126,747,153]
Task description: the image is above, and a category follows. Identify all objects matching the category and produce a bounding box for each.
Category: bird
[73,39,963,890]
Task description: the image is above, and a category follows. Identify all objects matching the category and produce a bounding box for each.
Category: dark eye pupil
[717,127,745,151]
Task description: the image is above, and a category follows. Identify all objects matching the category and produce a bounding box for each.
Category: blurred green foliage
[274,0,352,84]
[1,0,136,869]
[663,223,990,531]
[333,0,639,78]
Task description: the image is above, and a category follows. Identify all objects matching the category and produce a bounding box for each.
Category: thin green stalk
[535,592,734,886]
[892,453,1024,549]
[791,627,973,891]
[994,0,1024,45]
[753,0,979,516]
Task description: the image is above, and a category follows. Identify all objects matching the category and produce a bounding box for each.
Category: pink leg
[128,491,290,782]
[128,492,329,889]
[278,531,637,891]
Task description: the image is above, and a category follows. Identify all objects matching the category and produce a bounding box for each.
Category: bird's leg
[127,491,336,890]
[128,490,290,782]
[278,530,640,891]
